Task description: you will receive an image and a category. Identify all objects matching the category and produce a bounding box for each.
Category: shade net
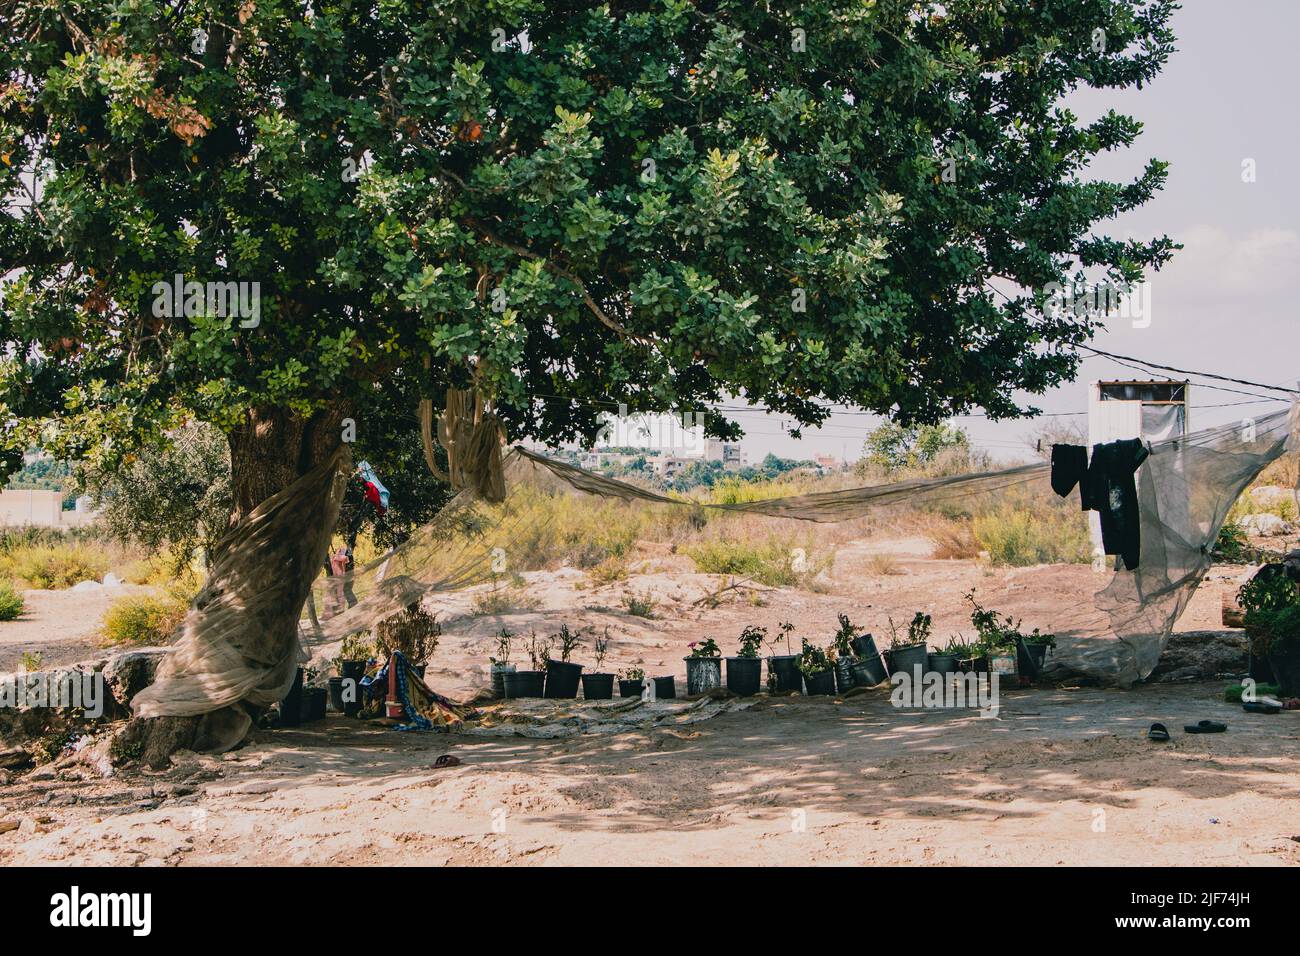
[135,401,1298,737]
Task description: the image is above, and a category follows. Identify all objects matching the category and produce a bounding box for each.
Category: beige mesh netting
[134,401,1297,736]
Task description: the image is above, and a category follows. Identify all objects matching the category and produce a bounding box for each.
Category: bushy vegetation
[374,603,441,666]
[0,542,110,589]
[683,535,832,587]
[99,590,190,647]
[972,505,1092,567]
[75,422,232,573]
[0,581,25,620]
[1258,451,1299,490]
[1213,520,1251,563]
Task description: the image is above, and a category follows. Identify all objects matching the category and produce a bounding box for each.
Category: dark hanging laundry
[1084,438,1150,571]
[1050,440,1150,570]
[1050,444,1089,500]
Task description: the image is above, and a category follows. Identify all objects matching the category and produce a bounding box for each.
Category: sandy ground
[2,682,1297,866]
[0,584,157,674]
[1,538,1295,866]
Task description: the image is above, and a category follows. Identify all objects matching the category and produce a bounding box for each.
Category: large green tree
[0,0,1176,745]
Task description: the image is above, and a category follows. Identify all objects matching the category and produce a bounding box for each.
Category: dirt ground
[0,583,153,674]
[2,682,1297,866]
[2,538,1296,866]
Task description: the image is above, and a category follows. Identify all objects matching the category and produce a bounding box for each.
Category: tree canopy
[1,0,1178,497]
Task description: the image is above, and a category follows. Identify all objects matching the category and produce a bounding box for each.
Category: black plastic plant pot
[1016,639,1049,678]
[340,660,366,717]
[619,678,644,698]
[652,675,676,699]
[803,669,836,696]
[972,656,990,674]
[850,634,879,659]
[327,677,345,712]
[886,643,929,677]
[834,658,854,693]
[850,655,888,687]
[726,657,763,696]
[543,660,583,699]
[341,660,367,681]
[504,670,546,699]
[1266,641,1300,696]
[302,686,328,723]
[768,655,802,693]
[684,656,723,695]
[280,667,304,727]
[581,672,615,700]
[928,653,960,676]
[490,663,516,699]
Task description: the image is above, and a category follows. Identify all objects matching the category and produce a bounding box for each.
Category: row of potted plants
[490,625,659,700]
[486,596,1058,705]
[882,593,1056,681]
[683,616,889,697]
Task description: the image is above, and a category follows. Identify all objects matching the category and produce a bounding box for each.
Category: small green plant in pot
[489,627,516,699]
[966,590,1036,680]
[727,625,766,696]
[333,633,374,716]
[885,611,931,677]
[685,637,723,696]
[830,614,859,691]
[375,602,440,677]
[928,634,966,676]
[504,630,550,699]
[582,626,616,700]
[544,624,585,699]
[618,665,646,698]
[1017,628,1056,678]
[798,639,836,695]
[768,621,803,693]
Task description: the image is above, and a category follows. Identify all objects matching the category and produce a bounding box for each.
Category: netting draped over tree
[131,402,1296,743]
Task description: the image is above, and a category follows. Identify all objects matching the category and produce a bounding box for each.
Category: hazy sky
[722,0,1300,464]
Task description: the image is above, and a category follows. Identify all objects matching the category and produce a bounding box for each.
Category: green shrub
[621,589,657,617]
[972,506,1091,567]
[0,581,24,620]
[99,592,189,647]
[683,536,832,587]
[1213,520,1250,563]
[0,543,110,588]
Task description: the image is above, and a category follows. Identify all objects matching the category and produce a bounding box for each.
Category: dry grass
[470,579,542,616]
[1258,451,1298,489]
[99,590,190,647]
[864,552,902,575]
[924,516,981,560]
[0,542,111,589]
[587,556,629,586]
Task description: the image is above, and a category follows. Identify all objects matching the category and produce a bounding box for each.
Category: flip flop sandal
[1147,722,1170,742]
[1243,701,1280,714]
[1184,720,1227,734]
[432,754,462,769]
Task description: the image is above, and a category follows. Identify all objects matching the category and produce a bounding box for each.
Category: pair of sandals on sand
[1147,720,1226,741]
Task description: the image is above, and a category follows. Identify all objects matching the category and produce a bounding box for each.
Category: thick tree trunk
[227,403,353,527]
[119,403,352,767]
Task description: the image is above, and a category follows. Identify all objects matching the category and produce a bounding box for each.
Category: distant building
[703,440,746,470]
[651,457,691,479]
[1086,378,1190,557]
[0,490,98,527]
